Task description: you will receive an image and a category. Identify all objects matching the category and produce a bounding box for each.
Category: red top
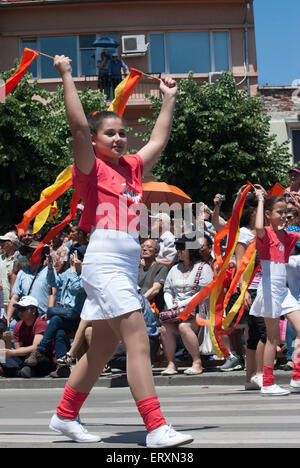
[14,316,47,347]
[72,154,143,233]
[256,226,299,263]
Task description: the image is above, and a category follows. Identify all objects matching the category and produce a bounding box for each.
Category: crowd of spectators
[1,168,300,387]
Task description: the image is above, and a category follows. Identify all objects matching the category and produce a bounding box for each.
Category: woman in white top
[160,235,214,375]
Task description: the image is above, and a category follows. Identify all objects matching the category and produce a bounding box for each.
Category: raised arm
[139,77,177,175]
[254,189,265,239]
[54,55,95,175]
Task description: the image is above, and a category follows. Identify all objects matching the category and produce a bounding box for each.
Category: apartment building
[0,0,258,148]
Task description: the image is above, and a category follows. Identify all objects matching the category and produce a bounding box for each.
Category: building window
[292,129,300,163]
[20,35,97,78]
[20,38,38,78]
[79,34,97,76]
[149,31,230,74]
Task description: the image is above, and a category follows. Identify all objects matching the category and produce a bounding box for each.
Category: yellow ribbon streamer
[33,165,73,233]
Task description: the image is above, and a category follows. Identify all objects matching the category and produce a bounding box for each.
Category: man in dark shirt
[138,239,169,312]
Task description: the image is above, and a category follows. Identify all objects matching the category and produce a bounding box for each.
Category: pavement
[0,365,294,389]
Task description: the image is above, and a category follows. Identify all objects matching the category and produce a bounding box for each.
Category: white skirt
[250,260,300,319]
[80,229,142,320]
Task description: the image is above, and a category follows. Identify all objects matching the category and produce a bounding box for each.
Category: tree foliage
[138,73,291,211]
[0,63,107,232]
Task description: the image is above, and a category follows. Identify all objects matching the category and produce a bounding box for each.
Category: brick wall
[258,86,299,116]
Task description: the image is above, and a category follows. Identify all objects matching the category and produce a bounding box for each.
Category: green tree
[0,63,106,232]
[138,73,291,211]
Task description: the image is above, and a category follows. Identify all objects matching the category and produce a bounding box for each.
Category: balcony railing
[83,72,162,104]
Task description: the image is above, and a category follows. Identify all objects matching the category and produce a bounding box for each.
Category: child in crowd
[250,192,300,396]
[49,55,193,448]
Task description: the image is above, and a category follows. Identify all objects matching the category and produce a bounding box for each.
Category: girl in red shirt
[49,55,193,448]
[250,192,300,396]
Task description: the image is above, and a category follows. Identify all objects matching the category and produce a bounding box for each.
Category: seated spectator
[50,232,69,273]
[138,238,169,313]
[6,241,53,328]
[199,233,216,270]
[0,231,21,313]
[0,296,54,378]
[57,293,160,373]
[160,234,214,375]
[19,226,34,246]
[24,246,86,378]
[150,213,177,268]
[107,294,160,371]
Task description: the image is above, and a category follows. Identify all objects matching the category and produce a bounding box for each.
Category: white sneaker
[245,374,263,390]
[290,379,300,390]
[146,424,193,448]
[49,413,101,443]
[260,384,290,396]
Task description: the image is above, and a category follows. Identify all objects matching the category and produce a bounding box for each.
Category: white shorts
[80,229,142,320]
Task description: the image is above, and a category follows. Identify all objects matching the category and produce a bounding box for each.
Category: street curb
[0,369,293,389]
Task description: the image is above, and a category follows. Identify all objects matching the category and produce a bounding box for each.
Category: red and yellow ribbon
[0,48,40,103]
[178,184,252,357]
[108,67,142,116]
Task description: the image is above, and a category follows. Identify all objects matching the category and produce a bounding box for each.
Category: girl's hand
[159,77,177,98]
[255,189,265,200]
[253,184,267,196]
[214,194,223,207]
[54,55,72,77]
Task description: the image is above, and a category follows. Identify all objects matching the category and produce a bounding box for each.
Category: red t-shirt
[256,226,299,263]
[14,316,47,347]
[72,154,143,233]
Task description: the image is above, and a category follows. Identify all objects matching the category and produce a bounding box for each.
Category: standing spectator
[151,213,177,268]
[97,51,109,96]
[0,296,54,378]
[108,52,129,93]
[138,239,169,313]
[233,192,266,388]
[286,206,300,229]
[0,232,20,311]
[286,167,300,194]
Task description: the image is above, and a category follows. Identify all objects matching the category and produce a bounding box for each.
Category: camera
[41,244,50,258]
[219,195,226,201]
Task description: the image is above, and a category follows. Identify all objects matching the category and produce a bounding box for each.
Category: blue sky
[254,0,300,86]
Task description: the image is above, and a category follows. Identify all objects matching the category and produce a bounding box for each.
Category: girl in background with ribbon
[250,191,300,396]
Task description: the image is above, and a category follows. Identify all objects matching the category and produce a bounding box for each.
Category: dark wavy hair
[264,195,286,213]
[240,192,258,227]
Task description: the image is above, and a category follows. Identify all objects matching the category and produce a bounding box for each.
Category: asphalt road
[1,383,300,453]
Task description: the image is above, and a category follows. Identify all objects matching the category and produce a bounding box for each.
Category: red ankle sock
[292,354,300,380]
[136,395,166,432]
[56,383,89,420]
[263,365,274,387]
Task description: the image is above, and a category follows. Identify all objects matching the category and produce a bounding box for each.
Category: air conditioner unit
[121,35,149,56]
[208,72,223,84]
